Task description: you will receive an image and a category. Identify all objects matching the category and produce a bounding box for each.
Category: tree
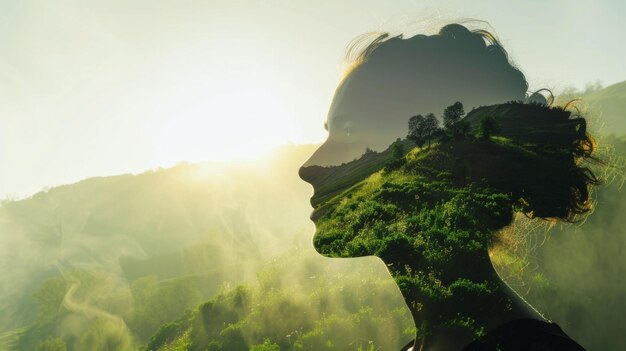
[422,113,440,147]
[391,142,404,160]
[442,101,465,130]
[443,102,470,140]
[478,116,501,140]
[385,142,405,171]
[407,114,426,147]
[408,113,440,148]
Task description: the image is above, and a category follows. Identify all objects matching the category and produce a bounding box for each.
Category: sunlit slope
[152,136,626,351]
[299,139,414,213]
[558,80,626,134]
[464,80,626,137]
[2,132,626,351]
[311,135,560,260]
[464,102,586,148]
[0,144,319,349]
[144,250,412,351]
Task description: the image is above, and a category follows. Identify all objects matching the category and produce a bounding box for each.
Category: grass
[0,329,25,351]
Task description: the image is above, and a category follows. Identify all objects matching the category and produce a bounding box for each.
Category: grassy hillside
[299,139,414,210]
[557,80,626,135]
[0,144,333,351]
[2,112,626,350]
[144,250,412,351]
[147,133,626,351]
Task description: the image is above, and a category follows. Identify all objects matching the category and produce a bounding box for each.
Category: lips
[309,206,324,222]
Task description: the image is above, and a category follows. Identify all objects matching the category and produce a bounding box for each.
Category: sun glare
[155,79,295,166]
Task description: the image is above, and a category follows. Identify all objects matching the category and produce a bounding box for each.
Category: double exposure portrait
[1,2,625,351]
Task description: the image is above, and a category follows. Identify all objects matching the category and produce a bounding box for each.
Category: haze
[1,0,625,197]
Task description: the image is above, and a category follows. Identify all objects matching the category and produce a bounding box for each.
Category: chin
[311,235,339,258]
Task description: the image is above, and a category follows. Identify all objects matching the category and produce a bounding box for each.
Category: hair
[346,24,507,66]
[459,101,601,223]
[342,23,530,103]
[343,23,601,224]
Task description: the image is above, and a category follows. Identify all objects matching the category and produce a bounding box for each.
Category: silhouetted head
[301,24,530,169]
[299,24,599,262]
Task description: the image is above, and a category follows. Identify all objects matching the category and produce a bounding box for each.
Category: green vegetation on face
[312,138,518,336]
[407,113,439,148]
[1,132,625,350]
[312,96,606,339]
[478,116,502,140]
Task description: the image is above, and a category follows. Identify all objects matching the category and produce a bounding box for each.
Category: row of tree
[407,102,501,147]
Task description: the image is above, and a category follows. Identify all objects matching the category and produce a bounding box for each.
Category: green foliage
[391,143,404,160]
[452,119,471,139]
[158,330,192,351]
[408,115,426,147]
[310,109,609,337]
[433,101,470,140]
[384,142,406,172]
[145,319,189,351]
[144,250,412,351]
[312,138,525,336]
[443,101,465,129]
[250,339,280,351]
[31,277,70,323]
[4,135,626,351]
[37,337,67,351]
[478,116,501,139]
[556,81,626,135]
[128,275,204,340]
[407,113,439,148]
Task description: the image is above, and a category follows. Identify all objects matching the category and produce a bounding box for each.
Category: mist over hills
[0,144,332,350]
[1,82,626,350]
[557,80,626,135]
[137,132,626,351]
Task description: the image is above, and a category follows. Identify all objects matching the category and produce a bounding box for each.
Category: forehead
[326,77,352,130]
[325,66,428,137]
[326,56,526,136]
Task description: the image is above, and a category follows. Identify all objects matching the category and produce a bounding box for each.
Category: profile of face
[299,24,530,259]
[298,24,598,348]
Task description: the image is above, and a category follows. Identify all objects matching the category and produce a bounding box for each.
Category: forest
[1,83,626,351]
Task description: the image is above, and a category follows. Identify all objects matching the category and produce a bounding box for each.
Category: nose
[299,143,324,186]
[298,165,322,187]
[300,137,358,169]
[299,164,334,210]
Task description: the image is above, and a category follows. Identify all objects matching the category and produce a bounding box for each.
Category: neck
[389,251,545,351]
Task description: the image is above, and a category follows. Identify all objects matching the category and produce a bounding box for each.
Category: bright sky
[1,0,625,198]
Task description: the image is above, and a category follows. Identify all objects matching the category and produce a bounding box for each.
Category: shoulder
[463,318,586,351]
[400,319,586,351]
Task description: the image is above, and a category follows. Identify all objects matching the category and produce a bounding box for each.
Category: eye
[324,121,328,131]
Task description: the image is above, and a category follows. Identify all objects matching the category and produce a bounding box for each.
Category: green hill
[557,80,626,134]
[0,144,332,351]
[299,139,414,212]
[2,114,626,351]
[144,135,626,351]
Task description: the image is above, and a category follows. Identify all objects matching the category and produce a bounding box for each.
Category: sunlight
[155,79,295,165]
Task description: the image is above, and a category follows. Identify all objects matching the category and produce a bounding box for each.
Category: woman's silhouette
[299,24,596,350]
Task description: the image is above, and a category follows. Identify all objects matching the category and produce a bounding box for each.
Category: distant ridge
[557,80,626,135]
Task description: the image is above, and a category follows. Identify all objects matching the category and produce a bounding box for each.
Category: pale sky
[1,0,625,198]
